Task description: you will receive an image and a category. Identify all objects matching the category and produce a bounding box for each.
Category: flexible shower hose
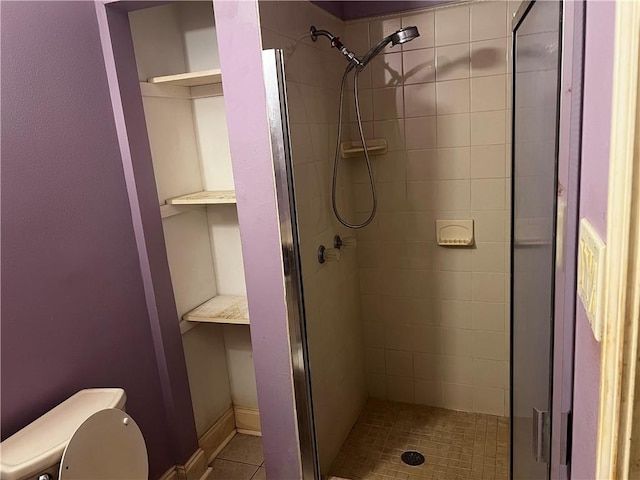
[332,66,377,229]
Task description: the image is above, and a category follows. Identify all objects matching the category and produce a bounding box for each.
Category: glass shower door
[511,1,563,478]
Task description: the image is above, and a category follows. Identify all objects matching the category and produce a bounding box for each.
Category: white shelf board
[166,190,236,205]
[159,203,204,219]
[139,81,223,100]
[182,295,249,326]
[147,69,222,87]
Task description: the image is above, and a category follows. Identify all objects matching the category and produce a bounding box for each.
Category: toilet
[0,388,148,480]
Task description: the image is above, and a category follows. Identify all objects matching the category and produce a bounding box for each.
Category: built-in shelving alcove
[128,1,260,467]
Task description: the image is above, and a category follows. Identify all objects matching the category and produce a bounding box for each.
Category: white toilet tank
[0,388,148,480]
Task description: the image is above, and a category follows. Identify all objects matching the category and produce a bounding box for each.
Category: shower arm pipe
[309,27,335,43]
[310,26,363,68]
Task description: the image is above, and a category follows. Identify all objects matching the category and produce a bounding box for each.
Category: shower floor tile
[328,399,509,480]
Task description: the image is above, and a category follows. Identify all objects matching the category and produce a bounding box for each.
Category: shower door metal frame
[550,1,585,477]
[510,0,569,478]
[262,48,321,480]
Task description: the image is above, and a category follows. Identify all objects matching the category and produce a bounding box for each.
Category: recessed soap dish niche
[437,219,474,246]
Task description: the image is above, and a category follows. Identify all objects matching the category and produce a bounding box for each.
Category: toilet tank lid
[0,388,127,480]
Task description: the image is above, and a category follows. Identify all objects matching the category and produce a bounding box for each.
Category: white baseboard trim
[156,434,224,480]
[156,406,263,479]
[198,466,213,480]
[236,428,262,437]
[199,407,237,464]
[233,406,261,436]
[210,429,237,462]
[177,448,208,480]
[158,466,179,480]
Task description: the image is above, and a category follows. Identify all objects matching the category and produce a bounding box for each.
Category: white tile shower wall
[259,1,367,474]
[345,1,511,417]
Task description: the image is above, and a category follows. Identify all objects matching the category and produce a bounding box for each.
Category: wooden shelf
[167,190,236,205]
[147,69,222,87]
[159,204,200,219]
[182,295,249,328]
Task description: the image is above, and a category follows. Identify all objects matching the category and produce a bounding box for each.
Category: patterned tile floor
[328,399,509,480]
[209,434,265,480]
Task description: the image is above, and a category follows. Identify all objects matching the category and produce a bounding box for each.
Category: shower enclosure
[259,0,566,478]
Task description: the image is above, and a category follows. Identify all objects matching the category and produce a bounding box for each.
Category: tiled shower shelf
[180,295,249,334]
[167,190,236,205]
[340,139,388,158]
[147,69,222,87]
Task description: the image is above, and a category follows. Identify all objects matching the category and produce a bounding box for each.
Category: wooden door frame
[595,1,640,477]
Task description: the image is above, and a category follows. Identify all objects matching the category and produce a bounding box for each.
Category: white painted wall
[129,4,186,81]
[183,324,233,436]
[207,207,247,295]
[192,96,234,191]
[177,2,221,71]
[223,325,259,409]
[162,209,218,316]
[142,96,203,204]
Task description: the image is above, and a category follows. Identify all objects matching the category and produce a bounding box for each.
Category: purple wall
[213,1,302,478]
[571,2,616,478]
[311,0,453,20]
[0,2,184,477]
[96,1,198,464]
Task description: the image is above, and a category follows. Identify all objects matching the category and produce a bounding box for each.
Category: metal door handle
[533,408,543,461]
[533,408,550,463]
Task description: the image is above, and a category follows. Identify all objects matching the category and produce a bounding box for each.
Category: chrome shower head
[359,26,420,68]
[310,24,420,71]
[390,26,420,45]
